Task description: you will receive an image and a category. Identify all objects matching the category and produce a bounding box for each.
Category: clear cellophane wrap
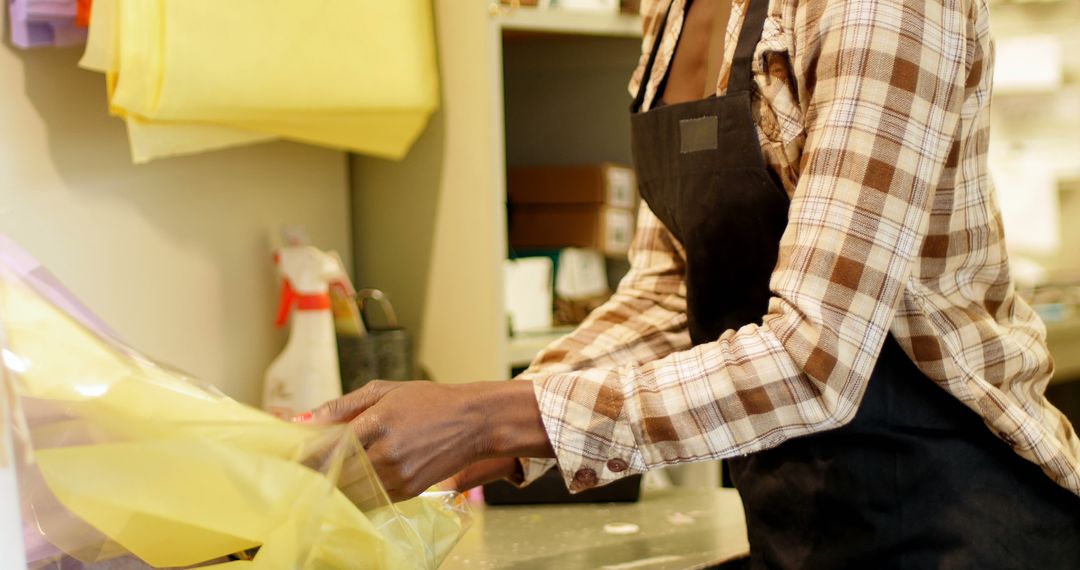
[0,235,470,569]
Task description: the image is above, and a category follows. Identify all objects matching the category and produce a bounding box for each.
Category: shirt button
[574,468,598,486]
[607,458,629,473]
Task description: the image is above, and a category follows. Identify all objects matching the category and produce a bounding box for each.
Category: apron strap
[727,0,769,94]
[703,0,730,97]
[631,0,768,110]
[630,1,675,113]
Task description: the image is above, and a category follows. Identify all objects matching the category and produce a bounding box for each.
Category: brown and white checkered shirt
[517,0,1080,497]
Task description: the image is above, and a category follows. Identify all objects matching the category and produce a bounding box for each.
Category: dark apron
[629,1,1080,567]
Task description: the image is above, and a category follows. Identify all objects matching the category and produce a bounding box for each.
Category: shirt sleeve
[533,0,970,492]
[513,202,693,485]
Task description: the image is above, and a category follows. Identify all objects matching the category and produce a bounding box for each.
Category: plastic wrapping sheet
[0,236,470,569]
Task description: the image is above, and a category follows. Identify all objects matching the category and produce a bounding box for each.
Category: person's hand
[304,380,552,502]
[442,457,522,492]
[310,380,480,501]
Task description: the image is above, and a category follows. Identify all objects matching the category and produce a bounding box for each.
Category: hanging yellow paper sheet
[80,0,439,163]
[1,245,469,569]
[80,0,278,162]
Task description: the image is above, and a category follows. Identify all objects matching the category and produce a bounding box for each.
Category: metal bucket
[339,289,414,393]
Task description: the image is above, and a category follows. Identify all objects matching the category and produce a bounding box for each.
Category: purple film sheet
[9,0,87,49]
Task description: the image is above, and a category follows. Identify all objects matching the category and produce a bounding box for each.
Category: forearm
[466,380,554,459]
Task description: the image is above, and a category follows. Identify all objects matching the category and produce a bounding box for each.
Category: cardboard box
[510,204,636,256]
[508,163,637,210]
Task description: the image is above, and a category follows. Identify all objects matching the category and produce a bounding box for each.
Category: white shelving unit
[494,6,642,38]
[351,2,643,381]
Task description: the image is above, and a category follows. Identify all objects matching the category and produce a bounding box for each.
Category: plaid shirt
[517,0,1080,497]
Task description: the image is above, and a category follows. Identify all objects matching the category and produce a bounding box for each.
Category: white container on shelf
[504,257,555,334]
[555,0,619,13]
[994,35,1063,94]
[557,248,608,300]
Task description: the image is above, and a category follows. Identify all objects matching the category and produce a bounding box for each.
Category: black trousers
[725,337,1080,569]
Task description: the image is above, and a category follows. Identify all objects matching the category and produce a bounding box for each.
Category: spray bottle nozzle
[272,246,344,327]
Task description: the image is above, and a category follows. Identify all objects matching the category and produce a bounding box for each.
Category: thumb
[300,380,391,424]
[443,458,521,492]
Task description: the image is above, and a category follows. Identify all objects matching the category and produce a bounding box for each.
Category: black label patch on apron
[679,116,718,153]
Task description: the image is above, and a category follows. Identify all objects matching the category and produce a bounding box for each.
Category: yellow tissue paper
[80,0,439,163]
[80,0,280,161]
[1,239,469,569]
[124,117,278,164]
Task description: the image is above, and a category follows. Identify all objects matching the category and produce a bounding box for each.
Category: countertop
[441,488,749,570]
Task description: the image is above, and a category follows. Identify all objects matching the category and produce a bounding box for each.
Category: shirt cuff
[508,372,563,488]
[511,457,558,488]
[531,368,647,493]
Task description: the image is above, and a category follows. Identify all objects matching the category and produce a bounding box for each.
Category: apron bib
[628,1,1080,567]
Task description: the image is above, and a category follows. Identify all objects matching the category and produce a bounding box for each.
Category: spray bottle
[262,246,346,419]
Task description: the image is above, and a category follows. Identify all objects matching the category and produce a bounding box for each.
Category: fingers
[336,451,388,511]
[349,410,384,449]
[302,380,392,424]
[443,457,520,492]
[366,442,424,502]
[296,380,478,503]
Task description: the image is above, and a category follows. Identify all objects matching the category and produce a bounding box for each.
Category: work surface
[441,488,749,570]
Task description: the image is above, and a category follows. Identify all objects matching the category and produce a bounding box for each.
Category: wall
[0,41,351,404]
[351,0,510,383]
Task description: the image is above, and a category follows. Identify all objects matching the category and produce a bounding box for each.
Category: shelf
[494,6,643,38]
[508,327,575,368]
[1046,317,1080,384]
